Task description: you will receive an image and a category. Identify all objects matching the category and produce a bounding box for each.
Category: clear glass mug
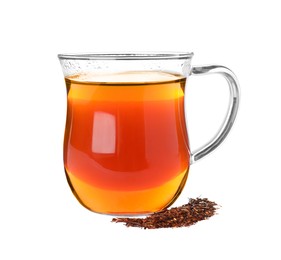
[58,52,240,215]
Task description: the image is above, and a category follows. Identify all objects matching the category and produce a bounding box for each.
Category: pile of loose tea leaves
[112,198,219,229]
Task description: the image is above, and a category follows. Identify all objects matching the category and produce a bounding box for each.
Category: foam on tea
[64,71,190,214]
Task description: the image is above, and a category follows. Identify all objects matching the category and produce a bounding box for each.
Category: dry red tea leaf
[112,198,219,229]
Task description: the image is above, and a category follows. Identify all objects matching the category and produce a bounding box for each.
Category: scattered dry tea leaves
[112,198,219,229]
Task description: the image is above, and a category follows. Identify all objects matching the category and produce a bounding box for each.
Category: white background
[1,0,280,259]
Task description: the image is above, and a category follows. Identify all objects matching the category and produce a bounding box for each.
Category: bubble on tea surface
[68,71,183,83]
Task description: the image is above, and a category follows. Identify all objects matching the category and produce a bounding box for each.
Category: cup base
[65,168,189,216]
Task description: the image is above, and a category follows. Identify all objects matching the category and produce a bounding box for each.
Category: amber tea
[64,72,190,214]
[59,52,240,216]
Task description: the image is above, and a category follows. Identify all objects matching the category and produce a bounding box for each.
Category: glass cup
[58,52,240,215]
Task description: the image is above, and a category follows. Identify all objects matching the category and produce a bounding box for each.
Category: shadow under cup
[58,53,239,215]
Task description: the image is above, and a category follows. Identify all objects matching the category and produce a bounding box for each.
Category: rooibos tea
[112,198,219,229]
[58,53,239,215]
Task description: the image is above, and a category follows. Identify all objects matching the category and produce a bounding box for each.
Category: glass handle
[190,65,240,164]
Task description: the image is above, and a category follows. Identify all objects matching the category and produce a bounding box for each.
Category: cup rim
[58,52,194,60]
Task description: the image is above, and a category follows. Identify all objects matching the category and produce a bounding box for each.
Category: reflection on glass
[92,112,116,154]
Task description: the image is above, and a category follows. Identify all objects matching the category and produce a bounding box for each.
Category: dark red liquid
[64,72,190,214]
